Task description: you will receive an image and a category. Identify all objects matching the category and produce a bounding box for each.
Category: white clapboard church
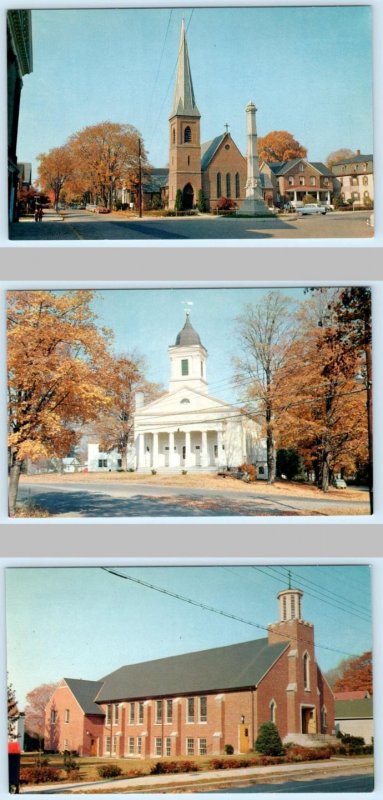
[88,314,267,476]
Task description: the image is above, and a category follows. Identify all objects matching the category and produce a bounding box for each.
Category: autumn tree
[7,290,112,515]
[234,292,299,484]
[67,121,147,209]
[8,681,19,738]
[326,148,355,170]
[24,682,58,748]
[258,131,307,162]
[276,289,369,492]
[37,145,75,210]
[92,353,162,470]
[332,651,373,695]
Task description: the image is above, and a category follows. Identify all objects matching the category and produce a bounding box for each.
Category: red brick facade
[44,590,334,758]
[202,135,247,210]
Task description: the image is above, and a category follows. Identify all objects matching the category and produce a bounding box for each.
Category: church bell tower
[168,312,208,393]
[168,21,201,210]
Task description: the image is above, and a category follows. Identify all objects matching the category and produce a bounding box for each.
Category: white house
[88,313,267,476]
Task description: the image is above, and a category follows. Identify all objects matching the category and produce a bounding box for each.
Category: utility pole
[138,138,143,219]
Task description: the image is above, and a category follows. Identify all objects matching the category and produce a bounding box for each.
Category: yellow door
[238,723,250,753]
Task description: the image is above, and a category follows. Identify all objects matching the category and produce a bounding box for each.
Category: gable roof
[95,638,288,703]
[334,697,373,719]
[263,159,333,177]
[64,678,105,715]
[333,154,373,166]
[201,134,227,171]
[334,690,370,701]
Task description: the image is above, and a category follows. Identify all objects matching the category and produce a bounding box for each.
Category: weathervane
[181,299,194,316]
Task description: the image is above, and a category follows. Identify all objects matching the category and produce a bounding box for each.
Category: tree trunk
[321,457,330,492]
[8,460,22,516]
[121,449,128,472]
[266,424,276,484]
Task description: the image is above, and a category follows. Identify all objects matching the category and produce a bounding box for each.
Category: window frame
[187,697,195,723]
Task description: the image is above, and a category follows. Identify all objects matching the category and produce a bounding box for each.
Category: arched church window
[321,705,327,730]
[184,126,192,143]
[226,173,231,198]
[172,128,176,145]
[235,172,240,198]
[216,172,222,198]
[269,700,277,724]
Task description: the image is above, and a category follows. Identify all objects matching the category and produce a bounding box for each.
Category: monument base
[239,197,274,216]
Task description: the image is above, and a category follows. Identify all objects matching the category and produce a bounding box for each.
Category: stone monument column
[240,102,273,216]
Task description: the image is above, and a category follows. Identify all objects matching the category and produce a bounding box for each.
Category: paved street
[9,209,373,240]
[17,479,369,516]
[218,773,374,793]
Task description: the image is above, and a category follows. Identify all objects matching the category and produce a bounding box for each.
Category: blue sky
[90,287,307,403]
[6,564,372,707]
[17,6,373,182]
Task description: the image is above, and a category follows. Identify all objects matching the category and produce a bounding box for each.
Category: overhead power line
[100,567,361,658]
[267,565,371,617]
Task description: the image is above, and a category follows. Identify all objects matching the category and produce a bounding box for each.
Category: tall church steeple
[168,21,201,210]
[168,312,208,393]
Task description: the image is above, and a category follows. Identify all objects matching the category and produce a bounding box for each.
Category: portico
[136,427,226,471]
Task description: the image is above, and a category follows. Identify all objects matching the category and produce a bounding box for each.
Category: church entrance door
[182,183,194,209]
[301,706,316,734]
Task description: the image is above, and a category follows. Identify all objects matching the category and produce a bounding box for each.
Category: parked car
[297,204,327,216]
[333,478,347,489]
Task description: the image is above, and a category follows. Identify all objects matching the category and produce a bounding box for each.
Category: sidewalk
[21,756,373,793]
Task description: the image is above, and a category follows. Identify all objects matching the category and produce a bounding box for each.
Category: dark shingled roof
[64,679,105,715]
[264,160,333,177]
[333,154,373,166]
[175,315,203,347]
[95,638,289,703]
[335,698,373,720]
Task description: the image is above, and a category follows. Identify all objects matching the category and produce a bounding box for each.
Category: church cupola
[168,312,208,393]
[277,588,303,622]
[168,21,202,210]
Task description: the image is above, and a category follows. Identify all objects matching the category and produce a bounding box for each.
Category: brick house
[45,679,105,755]
[260,158,334,208]
[331,151,374,207]
[44,588,334,757]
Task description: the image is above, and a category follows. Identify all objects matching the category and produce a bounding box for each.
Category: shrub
[224,744,234,754]
[239,463,257,482]
[255,722,284,757]
[302,194,317,205]
[286,745,332,763]
[197,189,207,212]
[97,764,123,778]
[151,760,199,775]
[20,766,62,784]
[174,189,183,212]
[216,196,236,211]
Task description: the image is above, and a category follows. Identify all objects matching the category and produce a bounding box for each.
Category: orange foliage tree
[258,131,307,162]
[7,290,112,515]
[332,651,373,695]
[92,354,163,470]
[37,145,75,210]
[67,121,147,208]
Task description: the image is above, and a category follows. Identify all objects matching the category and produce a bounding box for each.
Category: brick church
[44,586,334,758]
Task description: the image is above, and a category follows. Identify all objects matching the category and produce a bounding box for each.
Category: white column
[185,430,191,467]
[201,430,208,467]
[217,429,224,466]
[244,102,262,199]
[168,431,175,468]
[316,191,320,201]
[152,433,159,468]
[327,190,330,204]
[138,433,145,469]
[293,190,297,204]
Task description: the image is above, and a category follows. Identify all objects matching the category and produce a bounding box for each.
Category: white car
[297,204,327,216]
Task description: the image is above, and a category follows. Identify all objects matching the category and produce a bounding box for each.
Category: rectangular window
[98,458,107,468]
[156,699,163,724]
[166,699,173,724]
[187,737,194,755]
[106,704,112,725]
[166,737,172,756]
[299,176,305,186]
[351,176,359,185]
[114,704,119,725]
[137,736,142,755]
[138,702,144,724]
[105,735,111,754]
[288,176,294,185]
[310,176,316,186]
[323,177,329,186]
[129,736,135,755]
[199,738,207,755]
[187,697,195,723]
[181,359,189,376]
[50,709,57,724]
[199,696,207,723]
[64,709,70,724]
[112,735,117,754]
[129,702,135,725]
[155,737,162,756]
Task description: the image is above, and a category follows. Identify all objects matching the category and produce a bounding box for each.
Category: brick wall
[202,136,246,210]
[44,684,104,755]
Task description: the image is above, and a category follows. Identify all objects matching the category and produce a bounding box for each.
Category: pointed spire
[170,20,200,118]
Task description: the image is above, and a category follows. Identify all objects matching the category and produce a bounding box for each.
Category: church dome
[175,314,203,347]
